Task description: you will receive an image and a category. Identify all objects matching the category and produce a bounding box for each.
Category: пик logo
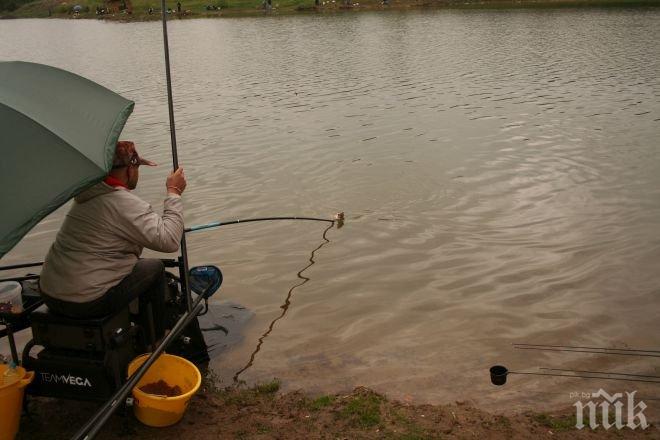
[574,389,648,430]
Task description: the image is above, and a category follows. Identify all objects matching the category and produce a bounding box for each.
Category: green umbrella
[0,61,134,258]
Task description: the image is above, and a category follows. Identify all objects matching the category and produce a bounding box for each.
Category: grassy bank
[2,0,659,20]
[18,378,658,439]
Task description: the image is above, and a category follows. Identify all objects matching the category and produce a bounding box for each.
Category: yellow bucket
[0,365,34,440]
[127,354,201,427]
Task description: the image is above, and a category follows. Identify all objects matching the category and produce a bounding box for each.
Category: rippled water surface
[2,9,660,413]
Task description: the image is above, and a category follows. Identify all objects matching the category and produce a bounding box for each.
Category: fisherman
[39,141,186,343]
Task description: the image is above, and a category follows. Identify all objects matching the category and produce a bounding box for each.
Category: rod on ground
[490,365,660,386]
[540,367,660,380]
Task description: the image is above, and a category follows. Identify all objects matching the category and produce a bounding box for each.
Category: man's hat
[112,141,157,168]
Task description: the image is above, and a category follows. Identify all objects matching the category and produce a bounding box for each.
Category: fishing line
[514,343,660,354]
[540,367,660,380]
[232,222,335,384]
[513,346,660,358]
[511,372,660,384]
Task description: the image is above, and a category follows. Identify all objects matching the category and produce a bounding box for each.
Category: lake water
[1,8,660,415]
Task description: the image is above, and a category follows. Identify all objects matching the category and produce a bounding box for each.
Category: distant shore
[2,0,658,21]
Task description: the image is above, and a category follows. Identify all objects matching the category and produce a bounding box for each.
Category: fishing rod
[539,367,660,380]
[0,274,39,283]
[514,343,660,354]
[186,215,342,311]
[160,0,193,312]
[0,261,43,271]
[513,346,660,358]
[185,212,344,233]
[490,365,660,386]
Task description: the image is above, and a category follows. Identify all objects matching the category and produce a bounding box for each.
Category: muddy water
[1,9,660,416]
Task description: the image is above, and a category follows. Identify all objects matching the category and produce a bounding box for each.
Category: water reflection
[233,222,335,382]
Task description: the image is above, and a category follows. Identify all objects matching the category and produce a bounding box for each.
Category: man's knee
[128,259,165,290]
[136,258,164,270]
[134,258,164,276]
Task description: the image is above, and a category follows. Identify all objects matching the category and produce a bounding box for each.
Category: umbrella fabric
[0,61,134,258]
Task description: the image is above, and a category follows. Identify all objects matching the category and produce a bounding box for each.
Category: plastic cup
[0,281,22,314]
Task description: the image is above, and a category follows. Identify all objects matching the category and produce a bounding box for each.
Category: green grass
[392,434,430,440]
[385,409,438,440]
[533,409,623,432]
[309,394,335,410]
[255,378,281,394]
[340,392,384,428]
[201,369,224,394]
[494,415,512,430]
[533,413,578,431]
[209,378,281,406]
[255,422,272,433]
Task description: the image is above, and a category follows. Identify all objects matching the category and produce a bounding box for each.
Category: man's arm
[117,194,184,253]
[115,167,187,253]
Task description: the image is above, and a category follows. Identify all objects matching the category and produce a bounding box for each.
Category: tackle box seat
[30,304,131,353]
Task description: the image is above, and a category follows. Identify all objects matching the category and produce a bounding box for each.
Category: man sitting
[39,141,187,342]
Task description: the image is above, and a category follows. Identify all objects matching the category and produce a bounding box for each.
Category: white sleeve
[115,193,184,253]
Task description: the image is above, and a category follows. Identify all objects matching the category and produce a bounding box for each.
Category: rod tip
[334,212,345,229]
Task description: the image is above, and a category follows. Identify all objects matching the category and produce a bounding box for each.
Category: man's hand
[166,167,187,196]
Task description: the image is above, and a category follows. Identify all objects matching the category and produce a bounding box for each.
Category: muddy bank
[18,381,658,439]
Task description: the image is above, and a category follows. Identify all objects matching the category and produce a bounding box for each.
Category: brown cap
[112,141,157,169]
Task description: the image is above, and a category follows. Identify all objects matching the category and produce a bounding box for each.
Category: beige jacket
[40,182,183,303]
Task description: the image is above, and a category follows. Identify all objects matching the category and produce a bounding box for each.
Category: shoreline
[2,0,659,21]
[18,380,659,439]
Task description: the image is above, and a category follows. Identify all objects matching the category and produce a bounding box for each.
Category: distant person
[177,1,181,12]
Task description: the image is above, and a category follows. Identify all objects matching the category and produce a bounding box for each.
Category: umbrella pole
[160,1,193,312]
